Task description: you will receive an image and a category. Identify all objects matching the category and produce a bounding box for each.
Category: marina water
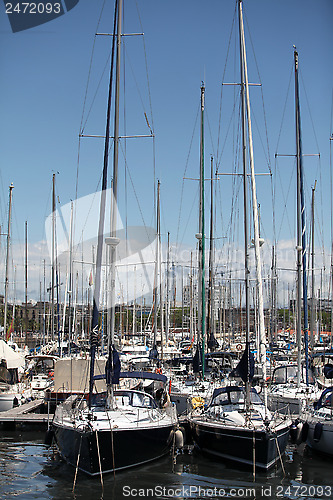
[1,431,332,499]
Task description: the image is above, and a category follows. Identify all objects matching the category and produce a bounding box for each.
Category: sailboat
[0,184,32,411]
[168,83,215,416]
[303,369,333,457]
[0,339,31,412]
[267,48,321,416]
[51,0,177,476]
[188,0,291,470]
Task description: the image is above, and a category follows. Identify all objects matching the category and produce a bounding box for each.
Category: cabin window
[212,392,229,406]
[230,391,245,404]
[132,392,153,408]
[115,395,130,406]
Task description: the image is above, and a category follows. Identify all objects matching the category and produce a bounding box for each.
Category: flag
[6,318,14,341]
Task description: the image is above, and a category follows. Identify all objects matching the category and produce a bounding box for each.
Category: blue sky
[0,0,332,302]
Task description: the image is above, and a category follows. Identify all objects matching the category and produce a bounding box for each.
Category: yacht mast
[238,0,251,406]
[310,181,316,349]
[3,183,14,340]
[294,48,309,386]
[89,0,120,404]
[238,0,267,409]
[198,82,206,376]
[208,156,215,347]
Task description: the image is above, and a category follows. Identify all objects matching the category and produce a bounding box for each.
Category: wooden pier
[0,399,54,430]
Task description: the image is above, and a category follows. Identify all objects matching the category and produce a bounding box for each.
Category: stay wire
[175,104,200,249]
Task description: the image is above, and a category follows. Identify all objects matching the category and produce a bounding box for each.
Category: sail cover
[105,344,121,385]
[232,343,255,383]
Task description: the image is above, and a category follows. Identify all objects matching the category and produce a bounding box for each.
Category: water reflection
[0,433,332,500]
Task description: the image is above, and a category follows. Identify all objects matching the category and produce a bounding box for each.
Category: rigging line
[217,33,240,171]
[121,42,157,220]
[119,141,150,238]
[270,170,276,247]
[243,7,272,174]
[122,27,129,299]
[121,43,153,134]
[275,60,294,154]
[311,179,327,270]
[177,185,200,251]
[225,175,242,244]
[79,0,108,134]
[331,88,333,135]
[10,195,25,268]
[217,92,240,171]
[175,104,200,249]
[213,169,221,255]
[135,0,156,212]
[309,156,325,258]
[222,110,243,240]
[217,1,237,164]
[300,72,321,154]
[80,52,113,135]
[74,136,82,217]
[250,108,271,170]
[206,110,216,162]
[75,1,114,288]
[134,0,155,134]
[0,169,7,226]
[275,158,294,242]
[71,173,104,267]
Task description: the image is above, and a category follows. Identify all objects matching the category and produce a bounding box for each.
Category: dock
[0,399,54,430]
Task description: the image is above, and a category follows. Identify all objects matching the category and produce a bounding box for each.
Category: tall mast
[4,183,14,340]
[310,181,317,349]
[25,221,28,346]
[157,181,163,361]
[330,133,333,344]
[51,173,56,342]
[238,0,267,408]
[294,48,309,385]
[166,231,170,344]
[238,0,251,404]
[68,200,74,353]
[152,180,160,357]
[89,0,120,403]
[198,82,206,376]
[43,259,46,344]
[108,0,122,348]
[208,155,215,347]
